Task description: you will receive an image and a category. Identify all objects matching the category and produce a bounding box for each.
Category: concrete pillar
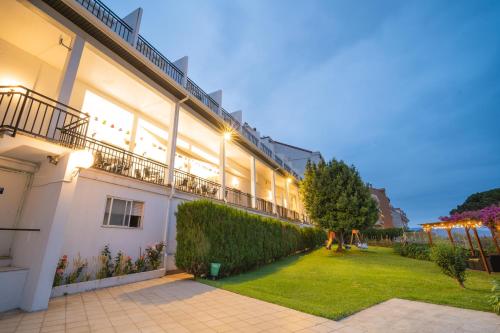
[14,153,81,311]
[173,56,189,87]
[220,135,226,201]
[209,90,222,115]
[250,156,256,208]
[165,101,181,186]
[122,7,143,46]
[271,170,277,214]
[49,35,85,138]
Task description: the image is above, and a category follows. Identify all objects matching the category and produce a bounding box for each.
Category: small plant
[134,255,147,272]
[145,242,165,270]
[394,243,431,261]
[53,255,68,287]
[488,279,500,315]
[96,245,113,279]
[66,254,87,284]
[430,244,468,288]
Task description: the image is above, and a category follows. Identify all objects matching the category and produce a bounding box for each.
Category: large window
[102,197,143,228]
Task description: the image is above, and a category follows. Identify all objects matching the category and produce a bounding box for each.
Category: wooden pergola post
[446,228,454,246]
[464,227,475,257]
[426,229,433,246]
[489,227,500,253]
[472,227,491,274]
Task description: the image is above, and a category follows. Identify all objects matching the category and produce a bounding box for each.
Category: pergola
[420,219,500,274]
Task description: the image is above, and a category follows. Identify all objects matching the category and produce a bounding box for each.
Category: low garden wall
[175,200,326,277]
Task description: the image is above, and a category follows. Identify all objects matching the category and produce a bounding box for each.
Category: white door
[0,168,30,256]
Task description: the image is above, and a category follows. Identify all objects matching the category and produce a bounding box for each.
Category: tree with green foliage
[451,188,500,214]
[430,244,467,288]
[300,158,378,252]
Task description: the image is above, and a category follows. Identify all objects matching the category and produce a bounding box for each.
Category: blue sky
[107,0,500,226]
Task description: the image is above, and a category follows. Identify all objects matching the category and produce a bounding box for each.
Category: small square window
[102,197,144,228]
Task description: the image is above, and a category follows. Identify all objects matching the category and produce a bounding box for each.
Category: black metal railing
[221,108,241,131]
[256,197,274,214]
[260,143,273,158]
[173,169,222,200]
[136,36,184,85]
[242,126,259,146]
[186,78,219,114]
[225,187,253,208]
[284,163,292,173]
[0,86,89,149]
[274,155,284,167]
[84,137,167,185]
[76,0,133,42]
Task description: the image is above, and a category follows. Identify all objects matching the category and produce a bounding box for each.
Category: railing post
[209,90,222,115]
[12,90,29,137]
[250,156,256,209]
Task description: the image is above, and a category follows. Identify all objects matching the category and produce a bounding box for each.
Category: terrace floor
[0,274,498,333]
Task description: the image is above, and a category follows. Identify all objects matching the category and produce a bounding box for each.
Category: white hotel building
[0,0,321,312]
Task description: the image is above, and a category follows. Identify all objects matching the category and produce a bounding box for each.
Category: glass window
[102,197,144,228]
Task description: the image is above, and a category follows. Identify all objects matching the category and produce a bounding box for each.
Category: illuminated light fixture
[232,177,240,188]
[223,131,232,141]
[72,150,94,169]
[287,177,292,183]
[0,77,22,87]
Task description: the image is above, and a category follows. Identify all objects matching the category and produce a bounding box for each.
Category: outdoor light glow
[287,177,292,183]
[0,76,22,87]
[231,177,240,188]
[223,131,232,141]
[72,150,94,169]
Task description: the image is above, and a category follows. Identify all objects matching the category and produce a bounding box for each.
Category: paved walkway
[0,274,498,333]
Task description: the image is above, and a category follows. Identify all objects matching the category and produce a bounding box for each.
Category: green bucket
[210,263,221,277]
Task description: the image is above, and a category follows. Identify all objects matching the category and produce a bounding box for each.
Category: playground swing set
[326,229,368,250]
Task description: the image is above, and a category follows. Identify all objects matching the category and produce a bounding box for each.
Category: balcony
[0,86,89,149]
[71,0,301,180]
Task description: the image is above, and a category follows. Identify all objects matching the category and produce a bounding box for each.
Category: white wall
[60,169,170,269]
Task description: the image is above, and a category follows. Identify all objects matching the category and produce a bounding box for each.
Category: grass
[200,246,498,320]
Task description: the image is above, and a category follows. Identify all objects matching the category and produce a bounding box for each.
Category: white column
[250,156,256,208]
[49,35,85,139]
[220,135,226,201]
[122,7,143,46]
[271,170,277,214]
[285,178,290,209]
[165,101,181,186]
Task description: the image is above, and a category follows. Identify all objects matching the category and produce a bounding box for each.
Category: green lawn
[200,246,498,320]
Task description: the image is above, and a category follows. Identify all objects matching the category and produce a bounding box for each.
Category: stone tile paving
[0,274,498,333]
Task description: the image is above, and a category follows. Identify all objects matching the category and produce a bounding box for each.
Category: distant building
[391,207,409,229]
[261,137,323,178]
[369,187,394,228]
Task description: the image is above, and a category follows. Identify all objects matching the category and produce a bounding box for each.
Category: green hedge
[393,243,431,261]
[363,228,404,240]
[175,200,326,277]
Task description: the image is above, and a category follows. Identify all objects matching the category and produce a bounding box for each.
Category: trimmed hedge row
[175,200,326,277]
[363,227,404,240]
[393,243,431,261]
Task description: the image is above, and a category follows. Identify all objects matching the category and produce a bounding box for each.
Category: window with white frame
[102,197,144,228]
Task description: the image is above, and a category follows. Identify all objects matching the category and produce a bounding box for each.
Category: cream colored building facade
[0,0,316,312]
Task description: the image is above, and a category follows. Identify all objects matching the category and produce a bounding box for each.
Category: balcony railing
[0,86,89,149]
[221,108,241,131]
[84,137,167,185]
[186,78,220,114]
[76,0,132,42]
[225,187,253,208]
[136,36,184,85]
[242,126,259,146]
[173,169,222,200]
[260,143,273,158]
[274,155,284,167]
[255,197,274,214]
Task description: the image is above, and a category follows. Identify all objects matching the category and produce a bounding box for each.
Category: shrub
[394,243,431,261]
[363,228,404,240]
[145,242,165,270]
[175,200,326,277]
[489,279,500,315]
[430,244,468,288]
[53,255,68,287]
